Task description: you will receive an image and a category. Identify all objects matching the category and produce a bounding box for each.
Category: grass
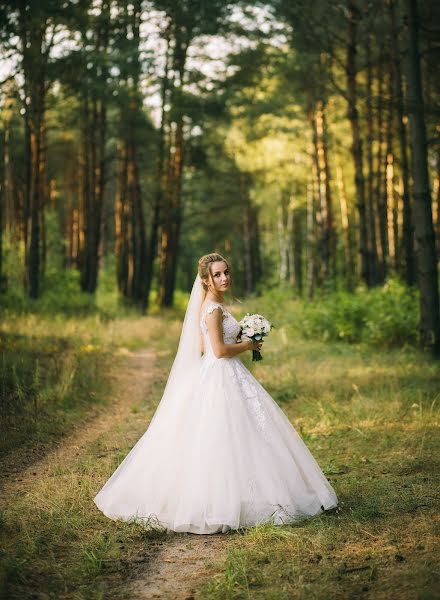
[0,368,169,600]
[198,295,440,600]
[0,273,186,466]
[0,307,182,600]
[1,279,439,599]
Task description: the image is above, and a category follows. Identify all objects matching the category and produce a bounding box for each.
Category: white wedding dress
[94,297,338,534]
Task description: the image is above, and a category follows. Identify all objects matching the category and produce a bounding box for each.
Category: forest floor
[1,307,439,600]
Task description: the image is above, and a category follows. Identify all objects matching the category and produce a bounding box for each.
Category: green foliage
[0,267,95,316]
[299,280,418,347]
[254,279,418,348]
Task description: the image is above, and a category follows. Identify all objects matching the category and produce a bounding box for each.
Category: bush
[253,279,418,349]
[298,279,418,347]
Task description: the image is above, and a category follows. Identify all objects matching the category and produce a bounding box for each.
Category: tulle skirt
[93,355,338,534]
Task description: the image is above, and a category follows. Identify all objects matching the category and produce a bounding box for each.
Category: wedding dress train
[94,298,338,534]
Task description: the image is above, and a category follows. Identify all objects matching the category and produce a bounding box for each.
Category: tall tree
[114,0,149,306]
[0,1,63,297]
[403,0,440,354]
[346,0,369,286]
[389,0,415,285]
[78,0,111,294]
[154,0,229,307]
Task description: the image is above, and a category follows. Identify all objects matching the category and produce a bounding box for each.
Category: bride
[94,253,338,534]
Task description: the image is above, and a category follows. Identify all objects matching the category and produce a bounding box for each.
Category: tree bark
[365,35,380,284]
[306,178,316,299]
[144,23,172,311]
[157,21,189,308]
[389,0,416,285]
[20,11,48,299]
[374,51,392,284]
[292,206,304,296]
[79,0,109,294]
[158,114,185,307]
[335,157,356,290]
[346,1,369,286]
[403,0,440,354]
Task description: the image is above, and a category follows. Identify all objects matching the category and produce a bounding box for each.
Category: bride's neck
[206,290,224,303]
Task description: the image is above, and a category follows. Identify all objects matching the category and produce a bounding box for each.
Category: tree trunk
[79,0,109,294]
[115,139,130,296]
[404,0,440,354]
[437,149,440,257]
[310,105,324,285]
[335,157,356,290]
[251,206,263,288]
[26,84,45,299]
[243,205,254,294]
[20,14,47,299]
[158,115,185,307]
[292,207,304,296]
[277,203,289,283]
[366,36,382,285]
[306,179,316,299]
[113,0,148,307]
[241,177,257,294]
[389,0,416,285]
[374,51,389,282]
[158,22,189,308]
[144,24,172,311]
[321,106,335,281]
[0,126,4,292]
[385,93,397,272]
[346,1,369,286]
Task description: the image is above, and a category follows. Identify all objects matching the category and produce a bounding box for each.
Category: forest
[0,1,439,599]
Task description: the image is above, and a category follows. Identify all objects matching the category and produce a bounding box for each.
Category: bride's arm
[205,308,261,359]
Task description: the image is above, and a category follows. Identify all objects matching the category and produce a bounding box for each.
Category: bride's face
[208,261,231,293]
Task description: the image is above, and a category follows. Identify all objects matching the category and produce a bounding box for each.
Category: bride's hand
[247,339,263,352]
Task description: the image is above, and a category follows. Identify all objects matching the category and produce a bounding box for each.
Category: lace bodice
[200,302,241,355]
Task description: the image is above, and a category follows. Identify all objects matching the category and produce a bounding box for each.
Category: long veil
[147,273,204,427]
[94,273,205,513]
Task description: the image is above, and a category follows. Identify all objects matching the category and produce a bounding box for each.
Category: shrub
[253,279,418,349]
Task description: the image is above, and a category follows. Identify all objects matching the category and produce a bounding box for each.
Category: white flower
[239,313,271,340]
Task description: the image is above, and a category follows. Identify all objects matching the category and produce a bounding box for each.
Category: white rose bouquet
[239,313,272,361]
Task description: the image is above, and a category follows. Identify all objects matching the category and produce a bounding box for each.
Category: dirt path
[0,346,230,599]
[0,348,157,502]
[130,533,231,600]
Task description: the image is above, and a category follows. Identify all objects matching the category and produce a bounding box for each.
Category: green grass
[0,265,187,464]
[198,294,440,600]
[1,277,439,600]
[0,305,182,599]
[0,371,170,600]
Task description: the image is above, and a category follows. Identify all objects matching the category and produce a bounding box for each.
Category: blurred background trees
[0,0,439,352]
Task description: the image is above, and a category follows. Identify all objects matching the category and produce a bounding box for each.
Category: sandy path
[0,348,157,501]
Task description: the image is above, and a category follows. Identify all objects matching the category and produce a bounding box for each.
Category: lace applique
[200,303,241,344]
[204,302,227,317]
[226,360,268,441]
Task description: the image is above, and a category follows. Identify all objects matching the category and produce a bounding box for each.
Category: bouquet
[239,313,272,361]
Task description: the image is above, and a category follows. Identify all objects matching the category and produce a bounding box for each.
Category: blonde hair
[198,253,231,292]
